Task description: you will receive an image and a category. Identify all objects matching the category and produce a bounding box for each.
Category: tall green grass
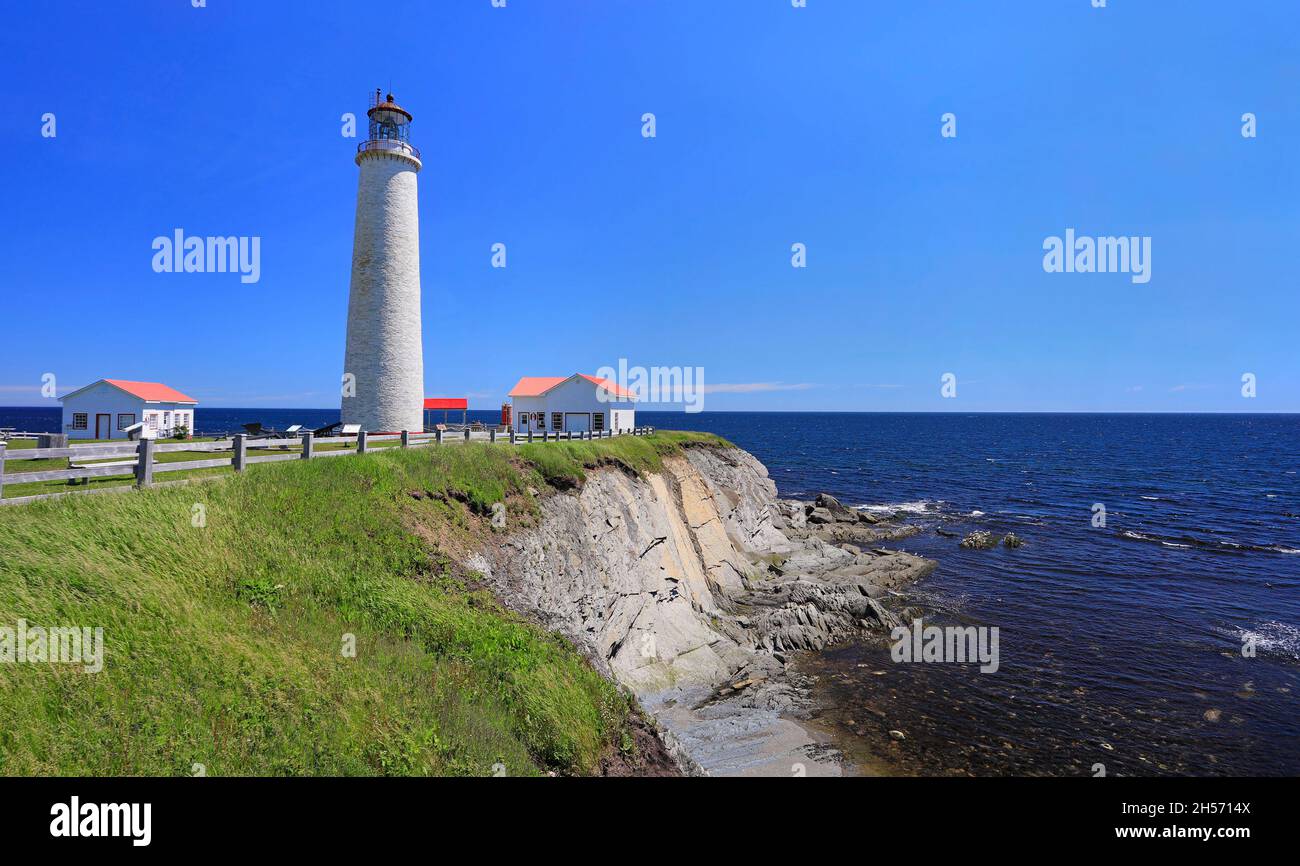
[0,434,724,776]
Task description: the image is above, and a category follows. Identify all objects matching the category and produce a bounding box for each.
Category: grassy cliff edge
[0,432,729,776]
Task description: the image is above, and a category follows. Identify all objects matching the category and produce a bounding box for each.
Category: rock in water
[960,530,1000,550]
[1002,533,1024,549]
[815,493,842,509]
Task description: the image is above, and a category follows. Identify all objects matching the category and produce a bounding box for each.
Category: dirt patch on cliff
[599,710,683,777]
[403,488,537,566]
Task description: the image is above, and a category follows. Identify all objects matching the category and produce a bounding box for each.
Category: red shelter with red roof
[422,397,468,430]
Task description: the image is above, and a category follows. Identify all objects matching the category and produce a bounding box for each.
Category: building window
[147,414,159,431]
[117,413,135,431]
[551,412,563,430]
[72,413,88,430]
[593,412,605,431]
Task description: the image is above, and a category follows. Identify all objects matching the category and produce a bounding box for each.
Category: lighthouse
[341,90,425,433]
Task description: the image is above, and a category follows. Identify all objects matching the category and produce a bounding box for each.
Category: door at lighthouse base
[564,413,590,433]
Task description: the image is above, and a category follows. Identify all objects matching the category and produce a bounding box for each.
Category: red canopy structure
[423,398,468,430]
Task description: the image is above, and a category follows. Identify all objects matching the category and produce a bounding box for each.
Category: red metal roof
[423,398,468,410]
[508,376,568,398]
[103,379,198,403]
[508,374,636,401]
[578,374,636,400]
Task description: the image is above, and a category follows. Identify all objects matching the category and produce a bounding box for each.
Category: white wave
[1236,621,1300,661]
[856,500,939,515]
[969,510,985,517]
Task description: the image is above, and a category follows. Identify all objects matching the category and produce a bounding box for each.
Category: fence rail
[0,426,656,506]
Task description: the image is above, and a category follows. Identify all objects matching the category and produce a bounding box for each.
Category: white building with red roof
[507,374,636,435]
[59,379,198,440]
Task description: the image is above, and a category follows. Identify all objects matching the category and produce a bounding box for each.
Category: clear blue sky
[1,0,1296,412]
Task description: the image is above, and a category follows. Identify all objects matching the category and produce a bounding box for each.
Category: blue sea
[656,411,1300,776]
[5,407,1297,775]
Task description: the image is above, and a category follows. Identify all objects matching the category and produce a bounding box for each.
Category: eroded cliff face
[469,445,934,703]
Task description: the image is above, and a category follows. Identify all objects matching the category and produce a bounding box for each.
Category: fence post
[401,430,410,448]
[509,430,516,444]
[527,430,534,443]
[489,429,497,443]
[135,437,155,488]
[0,442,6,500]
[233,434,247,472]
[357,430,368,454]
[434,429,443,445]
[464,429,471,443]
[542,431,548,442]
[301,431,314,460]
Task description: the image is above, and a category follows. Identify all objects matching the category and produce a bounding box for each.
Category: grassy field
[0,432,728,776]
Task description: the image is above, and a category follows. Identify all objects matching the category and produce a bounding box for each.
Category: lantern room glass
[369,116,411,144]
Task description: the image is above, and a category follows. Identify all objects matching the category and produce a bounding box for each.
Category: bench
[67,458,139,485]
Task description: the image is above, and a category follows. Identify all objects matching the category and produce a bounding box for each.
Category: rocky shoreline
[469,444,936,776]
[639,491,936,776]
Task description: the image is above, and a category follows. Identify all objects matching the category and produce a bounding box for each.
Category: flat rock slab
[645,687,843,777]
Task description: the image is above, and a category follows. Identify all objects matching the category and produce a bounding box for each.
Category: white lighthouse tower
[341,90,425,433]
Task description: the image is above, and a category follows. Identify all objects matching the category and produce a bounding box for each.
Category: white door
[564,413,590,433]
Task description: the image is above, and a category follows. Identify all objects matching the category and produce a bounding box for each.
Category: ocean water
[4,407,1297,774]
[645,411,1300,776]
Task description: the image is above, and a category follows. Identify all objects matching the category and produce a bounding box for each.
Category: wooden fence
[0,426,656,506]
